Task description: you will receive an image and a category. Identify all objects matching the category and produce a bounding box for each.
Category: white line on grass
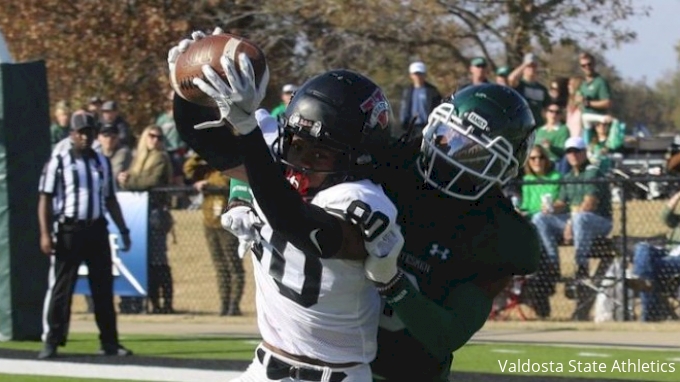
[491,349,524,354]
[0,359,241,382]
[577,352,611,358]
[667,358,680,362]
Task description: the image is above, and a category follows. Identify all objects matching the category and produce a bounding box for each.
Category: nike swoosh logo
[309,228,323,255]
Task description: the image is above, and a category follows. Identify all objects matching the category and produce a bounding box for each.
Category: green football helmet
[417,83,536,200]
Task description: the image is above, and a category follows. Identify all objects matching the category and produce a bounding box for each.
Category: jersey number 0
[252,231,322,308]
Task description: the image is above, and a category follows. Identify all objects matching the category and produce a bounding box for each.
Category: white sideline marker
[491,349,524,354]
[577,352,611,358]
[0,359,241,382]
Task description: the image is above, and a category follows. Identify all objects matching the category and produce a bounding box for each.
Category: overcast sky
[603,0,680,85]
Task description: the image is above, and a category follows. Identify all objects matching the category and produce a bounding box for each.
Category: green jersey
[372,162,541,382]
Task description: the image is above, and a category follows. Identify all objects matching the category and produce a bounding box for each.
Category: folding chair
[489,276,530,321]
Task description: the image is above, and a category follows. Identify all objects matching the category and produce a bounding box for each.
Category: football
[170,33,268,107]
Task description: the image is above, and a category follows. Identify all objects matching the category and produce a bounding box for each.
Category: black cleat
[38,343,58,359]
[98,343,133,356]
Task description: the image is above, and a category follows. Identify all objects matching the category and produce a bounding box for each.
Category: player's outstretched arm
[379,276,495,361]
[173,95,247,179]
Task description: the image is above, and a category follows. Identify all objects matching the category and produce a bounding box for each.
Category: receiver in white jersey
[250,179,400,364]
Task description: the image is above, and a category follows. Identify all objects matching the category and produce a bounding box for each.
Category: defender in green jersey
[368,83,542,381]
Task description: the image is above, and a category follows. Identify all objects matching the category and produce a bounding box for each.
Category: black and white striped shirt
[39,148,115,221]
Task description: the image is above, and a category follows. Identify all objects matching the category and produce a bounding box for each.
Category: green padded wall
[0,60,51,340]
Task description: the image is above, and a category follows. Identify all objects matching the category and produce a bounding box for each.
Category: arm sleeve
[38,156,60,194]
[240,129,344,259]
[229,178,253,203]
[103,156,116,198]
[383,278,492,359]
[173,95,244,171]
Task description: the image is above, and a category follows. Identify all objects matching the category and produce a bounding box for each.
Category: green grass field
[1,333,678,381]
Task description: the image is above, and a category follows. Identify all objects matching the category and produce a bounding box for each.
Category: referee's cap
[71,111,97,131]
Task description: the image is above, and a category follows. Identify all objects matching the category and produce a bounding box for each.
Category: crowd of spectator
[402,51,678,322]
[48,53,676,322]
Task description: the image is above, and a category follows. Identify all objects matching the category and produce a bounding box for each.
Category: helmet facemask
[416,103,518,200]
[272,120,373,199]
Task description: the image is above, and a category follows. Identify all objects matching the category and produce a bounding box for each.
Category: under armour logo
[429,244,450,260]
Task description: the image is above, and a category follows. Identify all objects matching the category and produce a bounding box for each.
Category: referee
[37,111,132,359]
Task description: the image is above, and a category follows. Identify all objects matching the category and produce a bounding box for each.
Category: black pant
[148,264,173,312]
[44,218,118,346]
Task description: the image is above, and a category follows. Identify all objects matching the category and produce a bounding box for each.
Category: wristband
[119,228,130,235]
[227,198,253,211]
[376,271,405,296]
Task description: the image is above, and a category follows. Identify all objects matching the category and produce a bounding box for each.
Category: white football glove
[364,227,405,284]
[167,28,224,94]
[192,52,270,134]
[221,205,261,259]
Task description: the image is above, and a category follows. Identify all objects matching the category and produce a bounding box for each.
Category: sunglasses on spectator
[529,156,546,161]
[580,62,593,68]
[148,133,162,140]
[547,108,560,113]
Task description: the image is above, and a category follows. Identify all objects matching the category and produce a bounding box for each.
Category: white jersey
[250,179,399,364]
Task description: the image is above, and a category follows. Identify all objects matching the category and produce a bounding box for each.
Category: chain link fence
[70,178,680,323]
[492,175,680,323]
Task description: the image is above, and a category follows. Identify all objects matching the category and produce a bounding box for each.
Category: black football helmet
[273,69,393,197]
[417,83,536,200]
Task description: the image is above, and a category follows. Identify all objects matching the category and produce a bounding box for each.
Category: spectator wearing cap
[87,96,103,126]
[49,101,71,149]
[52,110,102,155]
[399,61,442,134]
[100,101,133,148]
[458,57,491,90]
[96,123,132,180]
[508,53,550,127]
[271,84,297,119]
[38,110,132,359]
[531,136,612,299]
[495,66,510,86]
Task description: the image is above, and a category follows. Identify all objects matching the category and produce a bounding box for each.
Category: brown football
[170,33,268,107]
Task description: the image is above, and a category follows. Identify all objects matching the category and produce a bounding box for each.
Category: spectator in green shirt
[584,115,625,173]
[531,136,612,281]
[270,84,297,119]
[49,101,71,149]
[577,52,612,127]
[520,145,562,218]
[535,103,569,162]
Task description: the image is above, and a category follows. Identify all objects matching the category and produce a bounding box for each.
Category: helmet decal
[466,111,489,132]
[360,88,390,130]
[369,101,390,130]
